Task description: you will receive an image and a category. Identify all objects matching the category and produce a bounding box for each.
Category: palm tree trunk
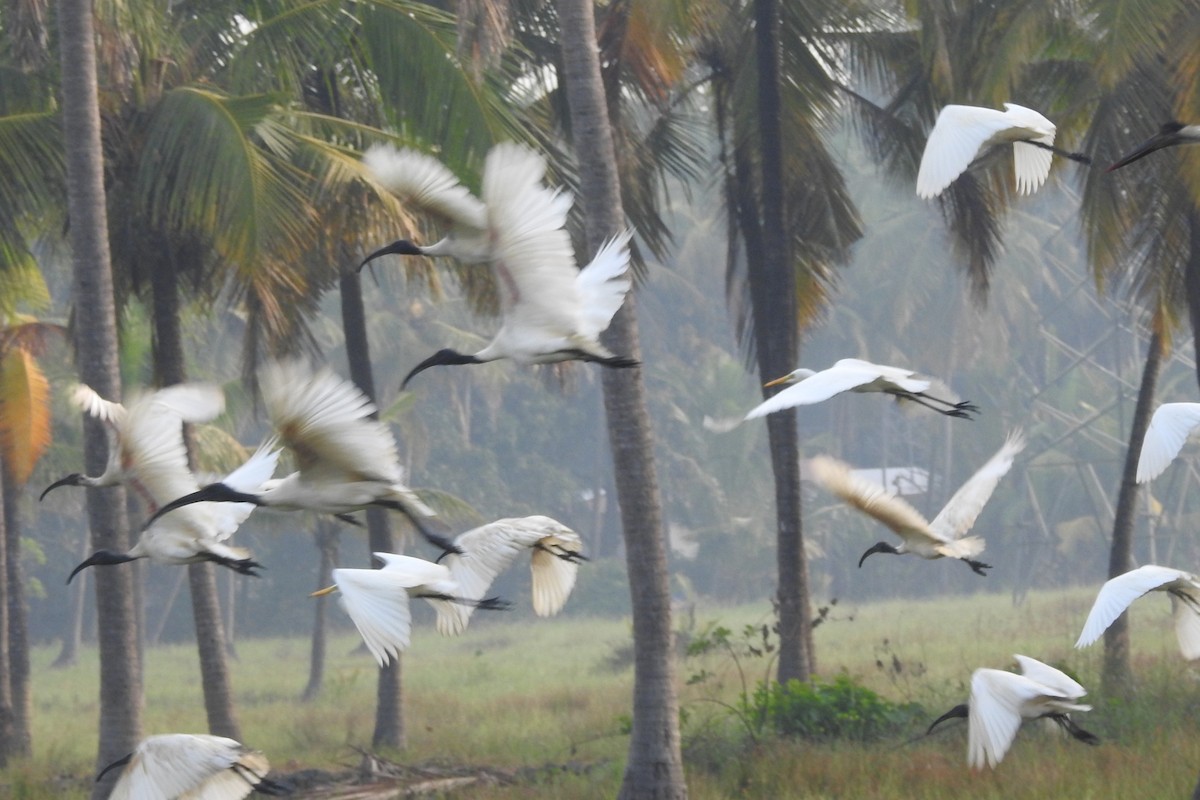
[303,520,339,701]
[752,0,813,683]
[0,468,10,764]
[3,465,30,756]
[52,535,87,667]
[1102,327,1163,697]
[149,242,242,739]
[340,270,405,749]
[556,0,686,797]
[58,1,143,793]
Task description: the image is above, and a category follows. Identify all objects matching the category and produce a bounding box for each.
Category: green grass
[8,586,1200,798]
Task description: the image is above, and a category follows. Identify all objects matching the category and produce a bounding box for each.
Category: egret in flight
[97,733,288,799]
[926,654,1099,769]
[809,430,1025,575]
[1107,122,1200,172]
[142,360,459,555]
[1075,565,1200,659]
[60,385,278,582]
[745,358,978,420]
[313,553,509,667]
[916,103,1090,199]
[1135,402,1200,483]
[359,142,638,387]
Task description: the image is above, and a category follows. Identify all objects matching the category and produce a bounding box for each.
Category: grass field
[7,585,1200,798]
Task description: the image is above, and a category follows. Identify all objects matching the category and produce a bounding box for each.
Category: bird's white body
[251,360,434,518]
[436,515,583,634]
[104,733,277,800]
[916,103,1056,198]
[745,358,937,420]
[1136,402,1200,483]
[327,553,462,667]
[964,655,1092,769]
[1075,564,1200,659]
[810,430,1025,564]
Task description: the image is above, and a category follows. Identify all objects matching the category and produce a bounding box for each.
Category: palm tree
[56,0,142,794]
[556,0,687,796]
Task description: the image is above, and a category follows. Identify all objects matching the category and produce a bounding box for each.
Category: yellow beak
[763,374,791,388]
[310,584,338,597]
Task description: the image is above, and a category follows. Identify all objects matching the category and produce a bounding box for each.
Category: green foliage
[747,673,924,742]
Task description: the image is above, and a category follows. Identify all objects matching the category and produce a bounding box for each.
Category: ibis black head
[40,473,85,501]
[1106,122,1188,172]
[68,550,139,584]
[358,239,425,271]
[401,348,483,389]
[858,541,900,568]
[95,751,133,782]
[143,482,262,529]
[926,703,969,735]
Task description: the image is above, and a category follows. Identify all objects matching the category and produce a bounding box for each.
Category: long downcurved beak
[358,240,423,271]
[40,474,81,501]
[1106,132,1179,172]
[926,703,969,735]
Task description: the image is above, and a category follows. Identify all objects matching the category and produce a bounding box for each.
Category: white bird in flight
[58,385,278,582]
[142,360,459,555]
[1107,121,1200,172]
[434,515,585,635]
[359,142,638,387]
[313,552,509,667]
[97,733,288,799]
[745,358,979,421]
[1074,564,1200,659]
[41,383,226,502]
[808,430,1025,575]
[916,103,1090,199]
[926,654,1099,769]
[1135,402,1200,483]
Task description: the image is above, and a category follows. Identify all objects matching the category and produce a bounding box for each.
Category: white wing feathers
[746,365,887,420]
[1003,103,1055,195]
[1137,403,1200,483]
[1075,564,1200,658]
[71,383,125,427]
[363,144,487,231]
[808,455,938,541]
[1012,654,1087,698]
[928,429,1025,539]
[967,669,1027,769]
[917,105,1008,199]
[107,734,270,800]
[575,229,634,340]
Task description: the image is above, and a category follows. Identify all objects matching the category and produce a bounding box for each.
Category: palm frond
[0,346,50,485]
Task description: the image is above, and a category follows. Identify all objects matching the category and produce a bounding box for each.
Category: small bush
[745,673,924,742]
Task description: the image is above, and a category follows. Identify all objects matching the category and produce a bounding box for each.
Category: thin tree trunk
[4,465,31,756]
[340,270,405,749]
[303,520,339,701]
[1102,327,1163,697]
[753,0,813,684]
[59,1,143,793]
[52,532,87,667]
[150,243,241,739]
[556,0,686,796]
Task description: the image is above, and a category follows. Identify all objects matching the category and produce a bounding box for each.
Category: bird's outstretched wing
[260,360,401,485]
[917,105,1008,198]
[929,430,1025,540]
[808,455,935,540]
[967,668,1028,769]
[363,144,487,231]
[107,734,259,800]
[1137,403,1200,483]
[71,384,125,427]
[329,566,417,667]
[1075,564,1194,649]
[1002,103,1055,195]
[574,230,634,339]
[1012,654,1086,698]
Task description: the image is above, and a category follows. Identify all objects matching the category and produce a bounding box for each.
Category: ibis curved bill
[1135,402,1200,483]
[927,654,1099,769]
[916,103,1090,199]
[98,733,288,799]
[1074,564,1200,659]
[745,358,978,420]
[361,142,638,387]
[1107,122,1200,172]
[809,430,1025,575]
[141,361,458,555]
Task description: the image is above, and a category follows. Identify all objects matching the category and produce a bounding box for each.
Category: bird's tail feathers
[940,535,985,559]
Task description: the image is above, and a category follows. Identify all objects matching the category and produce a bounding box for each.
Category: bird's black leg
[205,554,265,577]
[892,391,976,419]
[333,513,364,527]
[1048,714,1101,746]
[1020,138,1093,165]
[374,500,464,555]
[533,542,590,563]
[963,558,991,576]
